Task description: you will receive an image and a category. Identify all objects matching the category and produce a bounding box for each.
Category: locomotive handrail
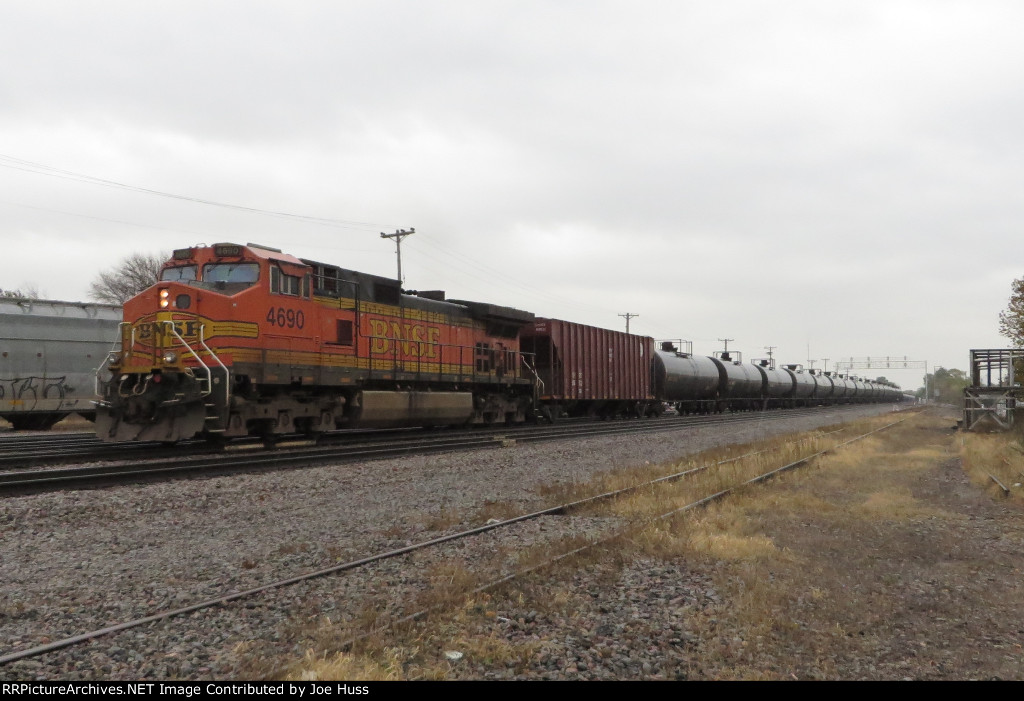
[521,354,544,397]
[196,324,230,411]
[94,322,132,401]
[160,321,213,399]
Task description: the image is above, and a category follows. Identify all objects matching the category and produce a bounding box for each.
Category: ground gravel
[0,404,903,680]
[439,407,1024,680]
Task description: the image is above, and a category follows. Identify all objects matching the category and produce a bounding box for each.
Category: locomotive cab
[95,243,306,442]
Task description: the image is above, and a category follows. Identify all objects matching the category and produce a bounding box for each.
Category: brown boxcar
[519,318,656,418]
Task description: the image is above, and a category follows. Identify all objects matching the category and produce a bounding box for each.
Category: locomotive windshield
[160,265,198,281]
[203,263,259,283]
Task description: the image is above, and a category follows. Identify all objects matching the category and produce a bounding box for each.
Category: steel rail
[0,416,898,666]
[339,416,910,650]
[0,406,898,495]
[0,411,744,468]
[0,403,907,470]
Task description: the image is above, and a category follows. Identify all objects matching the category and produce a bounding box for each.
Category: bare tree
[0,284,43,299]
[88,252,168,305]
[999,277,1024,347]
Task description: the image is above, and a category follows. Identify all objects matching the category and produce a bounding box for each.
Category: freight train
[93,242,902,443]
[0,298,121,429]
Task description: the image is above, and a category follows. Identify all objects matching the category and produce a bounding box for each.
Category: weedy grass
[960,431,1024,501]
[284,647,426,682]
[644,411,962,679]
[268,410,961,681]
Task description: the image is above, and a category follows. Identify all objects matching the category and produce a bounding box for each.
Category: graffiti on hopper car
[0,376,69,400]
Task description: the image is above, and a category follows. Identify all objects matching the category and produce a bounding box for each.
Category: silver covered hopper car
[0,298,121,430]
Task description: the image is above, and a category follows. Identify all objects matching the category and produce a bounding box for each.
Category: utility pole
[619,313,639,334]
[380,228,415,283]
[719,338,734,352]
[764,345,776,364]
[822,357,830,373]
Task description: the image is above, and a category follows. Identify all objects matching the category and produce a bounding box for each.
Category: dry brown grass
[421,506,463,532]
[417,497,541,533]
[277,589,545,681]
[960,431,1024,501]
[269,410,967,680]
[284,648,409,681]
[626,411,963,679]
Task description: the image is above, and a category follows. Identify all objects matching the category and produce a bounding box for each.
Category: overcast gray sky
[2,1,1021,391]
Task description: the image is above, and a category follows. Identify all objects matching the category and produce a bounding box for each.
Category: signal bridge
[830,356,929,407]
[832,357,927,372]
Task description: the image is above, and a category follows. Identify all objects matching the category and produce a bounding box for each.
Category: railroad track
[0,405,894,496]
[0,410,913,668]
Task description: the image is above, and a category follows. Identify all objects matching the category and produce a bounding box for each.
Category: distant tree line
[917,367,970,400]
[0,284,42,299]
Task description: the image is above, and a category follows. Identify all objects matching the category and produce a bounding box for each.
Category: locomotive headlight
[159,288,170,308]
[107,352,120,365]
[162,351,178,364]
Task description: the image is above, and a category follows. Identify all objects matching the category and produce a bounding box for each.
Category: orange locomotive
[95,243,538,442]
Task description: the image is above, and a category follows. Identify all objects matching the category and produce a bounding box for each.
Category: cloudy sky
[2,1,1021,391]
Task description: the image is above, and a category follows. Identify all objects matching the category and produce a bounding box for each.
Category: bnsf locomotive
[96,243,537,442]
[94,243,903,443]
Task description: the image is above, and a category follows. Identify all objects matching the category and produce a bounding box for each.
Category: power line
[0,152,389,231]
[402,236,621,318]
[0,198,209,237]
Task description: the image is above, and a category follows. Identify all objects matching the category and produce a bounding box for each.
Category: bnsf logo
[135,320,199,340]
[368,319,441,358]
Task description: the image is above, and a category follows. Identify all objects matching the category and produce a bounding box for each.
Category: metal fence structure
[962,349,1024,431]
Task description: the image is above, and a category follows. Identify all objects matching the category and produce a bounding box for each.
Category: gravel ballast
[0,404,906,679]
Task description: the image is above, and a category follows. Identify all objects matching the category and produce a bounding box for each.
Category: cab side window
[270,266,307,297]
